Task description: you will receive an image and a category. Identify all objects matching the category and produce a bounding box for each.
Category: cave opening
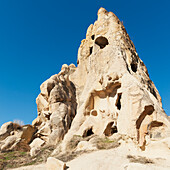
[91,35,95,40]
[104,122,118,137]
[90,47,93,55]
[83,127,94,137]
[131,63,137,73]
[116,93,122,110]
[95,36,109,49]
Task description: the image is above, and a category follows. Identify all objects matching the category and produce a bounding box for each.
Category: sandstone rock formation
[1,7,170,162]
[0,122,36,152]
[58,7,170,151]
[30,7,170,152]
[32,64,77,146]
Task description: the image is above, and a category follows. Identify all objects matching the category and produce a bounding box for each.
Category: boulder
[30,138,45,157]
[0,122,13,140]
[124,163,168,170]
[0,123,36,152]
[46,157,66,170]
[10,139,31,152]
[21,125,37,144]
[1,135,17,151]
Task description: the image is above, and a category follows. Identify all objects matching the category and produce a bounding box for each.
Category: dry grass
[0,135,122,169]
[127,155,154,164]
[92,136,121,150]
[55,150,91,162]
[0,150,30,169]
[0,145,56,169]
[66,135,121,151]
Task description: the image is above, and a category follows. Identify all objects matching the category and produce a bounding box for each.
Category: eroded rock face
[59,7,170,150]
[1,8,170,154]
[32,64,77,145]
[0,122,37,152]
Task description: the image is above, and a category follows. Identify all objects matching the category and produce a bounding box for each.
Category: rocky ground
[1,134,169,170]
[0,145,54,169]
[0,134,120,169]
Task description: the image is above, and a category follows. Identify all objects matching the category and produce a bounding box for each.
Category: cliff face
[0,8,170,156]
[60,7,170,150]
[33,64,77,145]
[33,8,170,151]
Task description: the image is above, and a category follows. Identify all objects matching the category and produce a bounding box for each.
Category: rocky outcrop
[32,64,77,146]
[59,7,170,151]
[1,7,170,157]
[0,122,37,152]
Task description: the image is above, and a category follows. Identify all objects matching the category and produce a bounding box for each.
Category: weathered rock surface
[9,137,170,170]
[28,7,170,153]
[46,157,66,170]
[58,7,170,151]
[29,138,45,157]
[66,141,170,170]
[0,122,37,152]
[1,7,170,170]
[32,64,77,145]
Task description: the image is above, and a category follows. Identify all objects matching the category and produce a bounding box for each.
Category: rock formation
[0,122,36,152]
[32,64,77,145]
[0,7,170,160]
[59,7,170,150]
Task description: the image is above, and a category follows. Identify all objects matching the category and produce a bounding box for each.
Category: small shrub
[91,137,121,150]
[56,150,90,162]
[13,120,24,126]
[127,155,154,164]
[66,135,83,150]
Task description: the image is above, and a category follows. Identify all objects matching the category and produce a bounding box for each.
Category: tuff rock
[46,157,66,170]
[1,7,170,169]
[31,7,170,151]
[0,122,37,152]
[58,7,170,151]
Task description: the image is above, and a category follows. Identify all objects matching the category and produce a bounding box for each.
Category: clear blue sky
[0,0,170,126]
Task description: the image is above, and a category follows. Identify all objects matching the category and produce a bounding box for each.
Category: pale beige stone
[0,121,13,140]
[124,163,168,170]
[1,135,17,151]
[46,157,66,170]
[30,138,45,148]
[60,7,170,152]
[33,64,77,145]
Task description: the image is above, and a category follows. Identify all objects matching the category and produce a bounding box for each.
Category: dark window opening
[91,110,97,116]
[83,127,94,137]
[131,63,137,73]
[45,113,51,120]
[150,121,163,128]
[104,122,118,137]
[108,77,112,81]
[90,47,93,55]
[116,93,122,110]
[136,105,154,129]
[91,35,95,40]
[95,36,109,49]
